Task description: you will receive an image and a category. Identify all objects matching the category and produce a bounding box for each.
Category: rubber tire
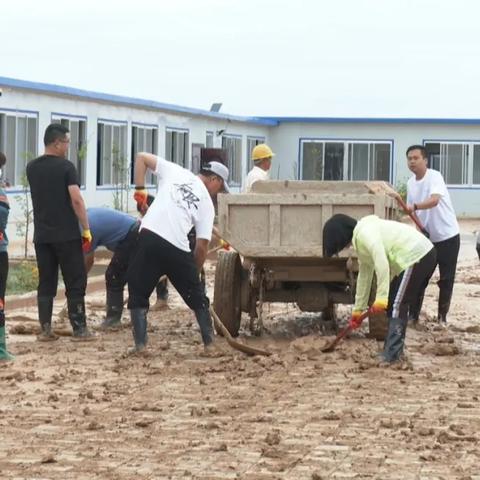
[213,250,242,337]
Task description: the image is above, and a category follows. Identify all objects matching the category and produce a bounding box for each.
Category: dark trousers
[127,229,207,311]
[105,223,139,293]
[0,251,8,328]
[388,248,438,321]
[409,234,460,320]
[34,240,87,299]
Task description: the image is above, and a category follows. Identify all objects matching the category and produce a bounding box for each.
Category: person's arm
[134,152,158,187]
[68,185,89,231]
[193,238,209,271]
[407,194,441,213]
[84,252,94,274]
[354,229,390,311]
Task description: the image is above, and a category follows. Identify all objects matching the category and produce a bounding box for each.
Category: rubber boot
[194,308,214,346]
[408,292,424,324]
[0,324,15,362]
[380,317,408,364]
[100,290,123,330]
[67,298,95,342]
[129,308,148,353]
[37,296,58,342]
[151,280,169,311]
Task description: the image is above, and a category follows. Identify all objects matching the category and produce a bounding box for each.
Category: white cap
[202,161,230,192]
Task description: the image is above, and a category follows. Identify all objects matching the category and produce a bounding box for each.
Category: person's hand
[219,239,230,250]
[134,188,148,214]
[371,299,388,315]
[405,203,415,214]
[349,310,365,329]
[82,229,92,253]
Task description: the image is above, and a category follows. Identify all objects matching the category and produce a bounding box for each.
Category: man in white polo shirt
[404,145,460,324]
[129,154,229,353]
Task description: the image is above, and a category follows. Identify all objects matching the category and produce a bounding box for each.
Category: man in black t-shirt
[27,123,94,341]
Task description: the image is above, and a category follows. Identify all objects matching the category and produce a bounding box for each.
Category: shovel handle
[322,309,372,352]
[395,197,429,237]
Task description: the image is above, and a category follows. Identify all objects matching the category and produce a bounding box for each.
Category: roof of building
[3,76,480,126]
[0,76,277,126]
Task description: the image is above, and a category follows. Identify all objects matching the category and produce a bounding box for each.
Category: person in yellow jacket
[323,214,436,364]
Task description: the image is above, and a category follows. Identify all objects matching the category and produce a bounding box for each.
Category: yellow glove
[371,299,388,315]
[82,229,92,253]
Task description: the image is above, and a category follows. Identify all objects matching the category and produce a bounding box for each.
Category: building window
[301,140,391,182]
[0,111,38,186]
[52,116,87,186]
[165,129,189,168]
[206,131,214,148]
[222,135,242,185]
[246,136,265,173]
[424,142,469,185]
[97,121,127,186]
[131,125,158,185]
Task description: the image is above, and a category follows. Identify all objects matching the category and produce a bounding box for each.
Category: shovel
[365,181,429,237]
[209,306,272,357]
[321,310,371,353]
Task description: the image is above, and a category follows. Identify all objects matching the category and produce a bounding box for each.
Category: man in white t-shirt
[404,145,460,324]
[128,154,229,353]
[244,144,275,193]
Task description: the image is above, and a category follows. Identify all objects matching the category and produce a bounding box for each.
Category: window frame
[423,139,480,188]
[246,136,266,174]
[51,112,88,187]
[299,137,393,183]
[131,122,158,186]
[96,118,128,188]
[222,134,243,186]
[165,127,189,169]
[0,108,39,188]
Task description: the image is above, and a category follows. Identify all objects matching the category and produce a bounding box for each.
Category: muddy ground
[1,224,479,480]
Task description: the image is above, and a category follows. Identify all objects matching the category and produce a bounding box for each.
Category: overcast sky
[2,0,480,117]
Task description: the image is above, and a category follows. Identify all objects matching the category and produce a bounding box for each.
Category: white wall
[268,121,480,217]
[0,87,271,247]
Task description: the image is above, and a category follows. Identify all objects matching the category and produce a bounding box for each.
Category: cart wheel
[321,303,338,334]
[213,250,242,337]
[368,312,388,341]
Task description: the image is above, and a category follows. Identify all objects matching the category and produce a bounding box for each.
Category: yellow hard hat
[252,144,275,161]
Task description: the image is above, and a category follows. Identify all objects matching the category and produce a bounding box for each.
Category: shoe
[194,308,214,346]
[130,308,148,351]
[68,298,96,342]
[0,325,14,362]
[381,317,408,363]
[37,297,58,342]
[100,290,124,330]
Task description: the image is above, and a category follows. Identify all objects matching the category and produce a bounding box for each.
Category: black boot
[380,317,408,363]
[194,308,214,346]
[67,298,95,341]
[130,308,148,352]
[37,296,58,342]
[101,290,123,330]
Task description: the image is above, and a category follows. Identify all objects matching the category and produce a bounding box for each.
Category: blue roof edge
[0,76,277,126]
[259,116,480,125]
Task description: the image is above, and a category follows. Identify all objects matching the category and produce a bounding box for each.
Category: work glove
[370,299,388,315]
[134,188,148,215]
[348,310,366,330]
[219,239,230,250]
[82,229,92,253]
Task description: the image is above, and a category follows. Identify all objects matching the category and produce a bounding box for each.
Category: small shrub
[7,261,39,295]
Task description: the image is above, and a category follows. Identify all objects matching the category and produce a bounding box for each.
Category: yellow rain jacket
[352,215,433,311]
